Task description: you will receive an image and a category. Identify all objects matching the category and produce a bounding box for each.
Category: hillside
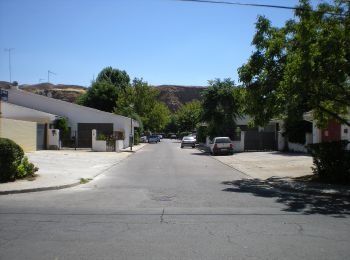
[0,81,205,111]
[155,85,205,112]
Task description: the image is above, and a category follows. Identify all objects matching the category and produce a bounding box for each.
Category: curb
[0,182,81,195]
[196,145,350,197]
[0,144,147,195]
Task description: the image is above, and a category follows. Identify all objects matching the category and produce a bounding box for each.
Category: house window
[344,128,348,134]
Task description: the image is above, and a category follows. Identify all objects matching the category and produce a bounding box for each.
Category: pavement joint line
[0,144,147,196]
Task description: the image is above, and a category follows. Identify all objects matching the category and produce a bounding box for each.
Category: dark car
[181,136,196,148]
[148,135,159,143]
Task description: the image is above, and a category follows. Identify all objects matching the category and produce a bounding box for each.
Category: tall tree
[77,67,130,112]
[176,100,202,132]
[239,0,350,128]
[202,79,243,139]
[114,78,171,132]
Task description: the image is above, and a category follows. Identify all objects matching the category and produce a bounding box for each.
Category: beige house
[0,102,58,151]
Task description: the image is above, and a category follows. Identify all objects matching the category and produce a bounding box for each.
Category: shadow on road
[222,178,350,217]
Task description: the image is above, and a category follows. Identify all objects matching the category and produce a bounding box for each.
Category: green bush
[134,132,140,145]
[307,141,350,184]
[17,156,38,179]
[0,138,24,182]
[0,138,38,182]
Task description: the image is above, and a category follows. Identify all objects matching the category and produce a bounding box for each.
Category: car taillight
[214,144,218,149]
[230,143,233,149]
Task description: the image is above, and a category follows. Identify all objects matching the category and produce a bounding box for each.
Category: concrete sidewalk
[197,146,350,197]
[213,151,313,180]
[0,143,146,195]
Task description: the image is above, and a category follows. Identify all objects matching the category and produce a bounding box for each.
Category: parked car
[181,136,196,148]
[209,137,233,155]
[148,135,159,143]
[170,134,177,139]
[140,136,148,143]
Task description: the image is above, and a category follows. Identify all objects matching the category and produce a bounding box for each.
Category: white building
[3,85,138,149]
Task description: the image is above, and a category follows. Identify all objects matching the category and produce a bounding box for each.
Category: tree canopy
[238,0,350,128]
[77,67,130,112]
[114,78,171,132]
[202,79,243,139]
[176,100,203,132]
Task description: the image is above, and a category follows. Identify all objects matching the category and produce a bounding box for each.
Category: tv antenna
[48,70,56,83]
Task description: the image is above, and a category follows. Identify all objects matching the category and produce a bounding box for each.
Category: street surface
[0,139,349,260]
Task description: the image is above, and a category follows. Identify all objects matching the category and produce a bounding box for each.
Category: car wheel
[192,145,195,148]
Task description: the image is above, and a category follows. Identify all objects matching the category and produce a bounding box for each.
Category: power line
[174,0,346,16]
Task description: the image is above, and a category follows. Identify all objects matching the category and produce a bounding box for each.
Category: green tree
[239,0,350,128]
[77,67,130,112]
[148,102,171,132]
[114,78,170,132]
[164,114,179,135]
[176,100,202,132]
[202,79,243,139]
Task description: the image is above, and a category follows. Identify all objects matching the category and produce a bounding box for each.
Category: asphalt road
[0,139,349,260]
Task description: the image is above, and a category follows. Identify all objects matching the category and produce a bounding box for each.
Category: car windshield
[183,137,194,141]
[215,138,231,143]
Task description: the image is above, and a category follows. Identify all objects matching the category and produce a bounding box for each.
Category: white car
[209,137,234,155]
[140,136,148,143]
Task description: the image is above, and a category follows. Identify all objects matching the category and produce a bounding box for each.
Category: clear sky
[0,0,317,87]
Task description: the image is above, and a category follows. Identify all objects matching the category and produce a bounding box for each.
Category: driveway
[211,151,314,179]
[0,144,146,193]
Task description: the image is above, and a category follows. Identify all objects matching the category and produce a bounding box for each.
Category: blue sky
[0,0,318,87]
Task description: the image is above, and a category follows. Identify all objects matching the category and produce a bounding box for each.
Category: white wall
[47,129,60,149]
[91,129,107,152]
[2,102,57,123]
[7,88,138,147]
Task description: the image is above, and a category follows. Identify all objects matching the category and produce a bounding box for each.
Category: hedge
[307,141,350,184]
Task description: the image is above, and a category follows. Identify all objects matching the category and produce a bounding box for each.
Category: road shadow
[222,178,350,217]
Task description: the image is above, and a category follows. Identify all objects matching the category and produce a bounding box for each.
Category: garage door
[77,123,113,148]
[244,130,277,151]
[37,124,46,150]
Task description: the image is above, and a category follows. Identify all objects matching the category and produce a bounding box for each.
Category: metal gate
[36,124,46,150]
[106,140,116,152]
[77,123,113,148]
[244,130,277,151]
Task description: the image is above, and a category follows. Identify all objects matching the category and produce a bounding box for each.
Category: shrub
[134,132,140,145]
[0,138,24,182]
[307,141,350,184]
[16,156,38,178]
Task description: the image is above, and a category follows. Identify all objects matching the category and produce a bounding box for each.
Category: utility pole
[4,48,14,83]
[48,70,56,83]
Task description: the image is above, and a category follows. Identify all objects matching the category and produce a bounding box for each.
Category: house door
[77,123,113,148]
[321,120,341,142]
[36,123,46,150]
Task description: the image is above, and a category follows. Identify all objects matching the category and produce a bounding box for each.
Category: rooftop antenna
[4,48,14,83]
[48,70,56,83]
